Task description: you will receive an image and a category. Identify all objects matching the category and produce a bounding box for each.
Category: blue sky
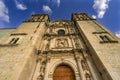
[0,0,120,37]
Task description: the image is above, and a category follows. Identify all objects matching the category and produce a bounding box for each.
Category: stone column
[74,51,86,80]
[44,53,51,80]
[36,55,46,80]
[32,59,42,80]
[83,51,102,80]
[70,36,75,48]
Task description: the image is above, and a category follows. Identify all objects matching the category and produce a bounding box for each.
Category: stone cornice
[100,40,119,43]
[10,33,27,36]
[41,48,84,54]
[0,44,19,47]
[92,32,108,34]
[44,33,79,37]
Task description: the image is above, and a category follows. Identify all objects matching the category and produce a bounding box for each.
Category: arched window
[58,30,65,36]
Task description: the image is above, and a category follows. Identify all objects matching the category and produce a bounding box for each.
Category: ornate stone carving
[85,73,91,80]
[81,59,92,80]
[81,60,88,70]
[74,38,80,49]
[49,27,53,33]
[56,38,68,48]
[45,43,49,50]
[70,28,74,34]
[44,36,51,51]
[37,75,43,80]
[37,57,47,80]
[47,56,51,62]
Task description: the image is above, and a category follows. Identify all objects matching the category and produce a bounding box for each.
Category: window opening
[9,38,15,44]
[100,35,110,42]
[9,38,19,44]
[58,30,65,36]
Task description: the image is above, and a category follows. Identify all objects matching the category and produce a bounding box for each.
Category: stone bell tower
[0,13,120,80]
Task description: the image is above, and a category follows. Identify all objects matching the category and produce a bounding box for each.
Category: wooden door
[53,65,75,80]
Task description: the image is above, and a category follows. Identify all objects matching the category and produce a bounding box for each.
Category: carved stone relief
[49,27,53,33]
[45,43,49,50]
[81,60,88,70]
[49,21,70,28]
[56,38,68,48]
[70,28,74,34]
[37,57,47,80]
[86,73,91,80]
[37,75,43,80]
[74,38,80,49]
[44,36,51,50]
[81,59,92,80]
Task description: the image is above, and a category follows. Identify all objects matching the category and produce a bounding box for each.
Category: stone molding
[0,44,19,47]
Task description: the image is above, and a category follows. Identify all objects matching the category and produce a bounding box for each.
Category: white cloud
[42,5,52,14]
[92,15,97,19]
[15,0,27,10]
[52,0,60,7]
[93,0,111,18]
[115,31,120,38]
[0,0,9,23]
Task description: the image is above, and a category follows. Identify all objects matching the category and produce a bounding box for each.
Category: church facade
[0,13,120,80]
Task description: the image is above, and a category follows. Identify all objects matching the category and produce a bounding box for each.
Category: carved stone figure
[49,27,53,33]
[81,60,88,70]
[37,75,43,80]
[74,38,80,48]
[44,37,51,50]
[45,43,49,50]
[56,39,68,48]
[38,59,46,80]
[85,73,91,80]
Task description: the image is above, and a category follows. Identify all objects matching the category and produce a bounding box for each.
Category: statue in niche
[81,60,88,71]
[49,27,53,33]
[85,73,91,80]
[74,38,80,48]
[44,37,51,50]
[38,59,46,80]
[37,75,43,80]
[45,43,49,50]
[56,39,68,48]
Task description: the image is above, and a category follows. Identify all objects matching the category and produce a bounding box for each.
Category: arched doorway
[53,65,75,80]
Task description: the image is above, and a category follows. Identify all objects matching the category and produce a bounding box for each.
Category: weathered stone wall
[76,20,120,80]
[0,29,15,38]
[0,20,47,80]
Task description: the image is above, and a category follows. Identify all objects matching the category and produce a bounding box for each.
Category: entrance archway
[53,65,75,80]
